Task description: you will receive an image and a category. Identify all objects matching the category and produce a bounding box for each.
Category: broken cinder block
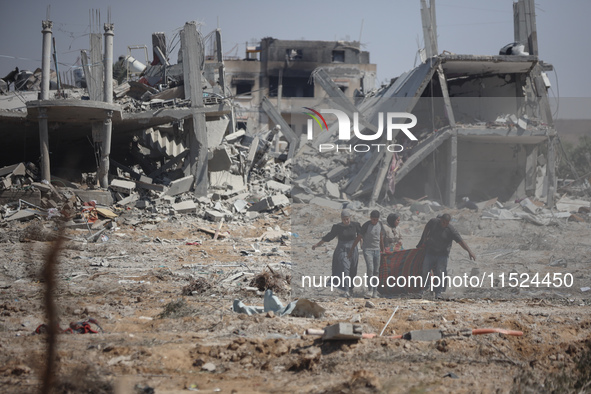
[322,323,363,341]
[109,179,136,195]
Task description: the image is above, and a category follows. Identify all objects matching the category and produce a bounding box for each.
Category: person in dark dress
[312,209,362,297]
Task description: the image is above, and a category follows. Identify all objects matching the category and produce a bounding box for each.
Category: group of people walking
[312,209,475,299]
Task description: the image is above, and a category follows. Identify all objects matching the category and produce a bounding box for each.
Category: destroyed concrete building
[224,37,376,137]
[296,0,558,208]
[0,0,562,220]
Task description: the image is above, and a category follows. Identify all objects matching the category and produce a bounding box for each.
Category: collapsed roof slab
[440,55,538,78]
[26,100,122,123]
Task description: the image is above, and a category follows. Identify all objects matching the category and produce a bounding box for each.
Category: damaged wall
[447,74,524,123]
[456,140,529,201]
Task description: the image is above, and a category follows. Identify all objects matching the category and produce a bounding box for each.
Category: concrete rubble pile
[0,125,293,233]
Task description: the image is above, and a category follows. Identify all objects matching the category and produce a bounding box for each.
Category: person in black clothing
[417,213,476,298]
[312,209,362,297]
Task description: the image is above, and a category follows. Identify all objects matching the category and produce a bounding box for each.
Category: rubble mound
[181,277,212,296]
[249,269,290,294]
[19,221,57,242]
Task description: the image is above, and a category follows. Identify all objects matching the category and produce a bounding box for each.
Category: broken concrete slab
[1,177,11,189]
[210,171,245,192]
[269,194,290,208]
[135,180,166,193]
[248,198,271,212]
[207,116,230,147]
[233,199,249,213]
[72,190,114,206]
[309,197,343,211]
[109,179,136,195]
[292,192,314,204]
[0,163,26,178]
[5,209,40,222]
[205,209,225,222]
[0,190,42,206]
[326,165,348,181]
[224,129,245,144]
[325,180,340,199]
[115,193,139,206]
[245,211,258,219]
[208,146,233,172]
[164,175,194,196]
[173,200,197,214]
[247,194,290,212]
[266,180,291,194]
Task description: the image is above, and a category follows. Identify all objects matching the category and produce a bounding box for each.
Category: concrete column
[181,22,208,197]
[41,20,52,100]
[444,130,457,207]
[38,108,50,181]
[99,110,113,188]
[39,20,53,181]
[547,136,556,208]
[99,23,114,188]
[103,23,114,104]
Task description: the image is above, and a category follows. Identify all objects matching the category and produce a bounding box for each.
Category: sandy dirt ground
[0,204,590,393]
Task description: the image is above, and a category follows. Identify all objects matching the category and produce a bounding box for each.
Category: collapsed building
[0,0,559,219]
[294,0,557,209]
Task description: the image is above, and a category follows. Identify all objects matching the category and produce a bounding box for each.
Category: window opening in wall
[332,50,345,63]
[236,83,252,96]
[286,49,303,61]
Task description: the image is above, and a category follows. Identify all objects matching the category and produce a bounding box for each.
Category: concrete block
[325,180,340,199]
[267,180,291,194]
[0,189,42,206]
[322,323,362,341]
[210,171,245,191]
[136,200,151,209]
[115,193,139,206]
[233,199,249,212]
[292,193,314,204]
[207,116,230,147]
[403,329,443,341]
[326,165,348,181]
[224,129,245,144]
[164,175,194,196]
[309,197,343,211]
[1,177,12,189]
[0,163,26,178]
[245,211,258,219]
[5,209,38,222]
[208,146,233,172]
[109,179,136,195]
[205,209,224,222]
[269,194,290,208]
[248,197,272,212]
[135,180,166,192]
[519,198,539,214]
[173,200,197,214]
[196,196,211,204]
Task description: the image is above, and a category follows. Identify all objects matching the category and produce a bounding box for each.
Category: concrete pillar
[444,131,457,207]
[39,20,53,181]
[103,23,114,104]
[38,108,50,182]
[99,110,113,188]
[41,20,52,100]
[99,23,114,188]
[181,22,208,197]
[547,136,556,208]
